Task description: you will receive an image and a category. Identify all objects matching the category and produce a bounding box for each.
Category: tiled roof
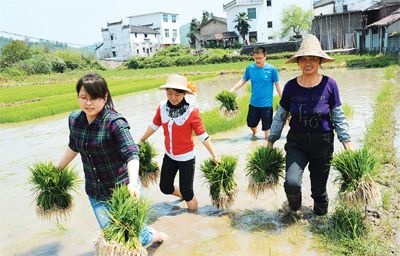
[129,25,159,34]
[201,31,238,41]
[366,8,400,27]
[365,0,400,11]
[314,0,335,8]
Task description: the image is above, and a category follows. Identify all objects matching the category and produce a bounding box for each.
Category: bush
[55,50,84,70]
[0,40,31,67]
[50,56,67,73]
[1,66,27,79]
[16,54,53,74]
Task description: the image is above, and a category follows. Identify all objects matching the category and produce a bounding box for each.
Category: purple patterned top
[280,76,342,132]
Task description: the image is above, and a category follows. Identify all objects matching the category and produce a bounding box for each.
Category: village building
[223,0,314,43]
[197,17,239,48]
[128,12,181,47]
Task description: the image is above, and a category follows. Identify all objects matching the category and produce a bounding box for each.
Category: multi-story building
[223,0,314,43]
[96,20,160,60]
[128,12,181,47]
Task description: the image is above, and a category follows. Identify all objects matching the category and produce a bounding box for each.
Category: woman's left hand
[127,183,141,198]
[342,141,353,151]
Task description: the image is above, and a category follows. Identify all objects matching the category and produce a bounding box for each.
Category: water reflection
[0,69,384,255]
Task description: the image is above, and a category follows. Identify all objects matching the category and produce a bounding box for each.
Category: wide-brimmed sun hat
[286,34,335,64]
[159,74,197,95]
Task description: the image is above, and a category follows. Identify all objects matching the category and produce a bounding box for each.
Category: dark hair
[252,47,266,56]
[76,72,114,110]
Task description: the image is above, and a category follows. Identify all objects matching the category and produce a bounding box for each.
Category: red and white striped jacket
[150,101,208,161]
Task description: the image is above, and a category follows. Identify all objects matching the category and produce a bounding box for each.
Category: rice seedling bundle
[331,148,380,205]
[29,161,79,219]
[215,89,240,118]
[245,146,285,198]
[138,141,159,187]
[200,155,238,209]
[95,185,150,256]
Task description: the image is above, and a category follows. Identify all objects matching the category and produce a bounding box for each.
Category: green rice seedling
[323,203,366,241]
[138,141,160,188]
[200,155,238,209]
[342,104,354,119]
[95,185,150,256]
[29,161,80,220]
[331,148,380,205]
[245,146,285,198]
[215,89,240,118]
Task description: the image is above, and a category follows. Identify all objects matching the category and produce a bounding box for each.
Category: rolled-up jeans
[284,129,334,213]
[88,179,153,246]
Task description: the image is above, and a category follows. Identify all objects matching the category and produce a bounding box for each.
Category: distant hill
[0,36,96,54]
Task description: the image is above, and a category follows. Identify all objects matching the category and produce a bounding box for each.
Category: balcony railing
[223,0,264,10]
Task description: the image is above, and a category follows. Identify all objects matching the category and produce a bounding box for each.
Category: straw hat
[286,34,335,63]
[159,74,195,94]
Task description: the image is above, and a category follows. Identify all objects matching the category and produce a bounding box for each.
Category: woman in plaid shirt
[140,74,221,212]
[56,72,167,246]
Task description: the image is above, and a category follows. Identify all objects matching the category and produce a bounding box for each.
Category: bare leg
[172,185,183,199]
[264,129,270,140]
[186,196,198,212]
[250,127,257,136]
[149,227,169,244]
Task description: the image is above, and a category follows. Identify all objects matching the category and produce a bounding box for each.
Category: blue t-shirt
[243,63,279,107]
[280,76,342,132]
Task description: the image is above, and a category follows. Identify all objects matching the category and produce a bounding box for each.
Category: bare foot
[186,197,198,212]
[150,228,169,244]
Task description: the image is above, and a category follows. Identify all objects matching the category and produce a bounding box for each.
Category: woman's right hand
[267,142,274,149]
[212,155,221,164]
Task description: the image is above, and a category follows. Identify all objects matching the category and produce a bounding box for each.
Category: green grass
[342,104,354,119]
[245,146,285,198]
[29,161,80,218]
[200,155,238,209]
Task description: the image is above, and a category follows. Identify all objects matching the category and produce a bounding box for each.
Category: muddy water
[0,68,384,255]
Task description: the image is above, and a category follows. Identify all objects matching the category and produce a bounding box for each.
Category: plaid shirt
[68,108,139,200]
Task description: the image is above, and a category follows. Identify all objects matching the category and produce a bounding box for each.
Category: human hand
[267,142,274,149]
[212,155,221,164]
[342,141,353,151]
[127,183,141,199]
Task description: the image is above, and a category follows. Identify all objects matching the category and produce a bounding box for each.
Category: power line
[0,29,90,47]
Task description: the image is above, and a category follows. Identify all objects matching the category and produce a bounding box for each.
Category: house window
[173,29,178,38]
[110,35,114,40]
[249,31,257,42]
[268,36,274,40]
[163,14,168,22]
[112,51,116,57]
[150,47,153,52]
[343,5,348,12]
[165,29,170,38]
[137,49,139,54]
[144,34,148,38]
[247,8,256,19]
[135,33,137,38]
[267,0,272,6]
[267,21,273,28]
[172,15,177,23]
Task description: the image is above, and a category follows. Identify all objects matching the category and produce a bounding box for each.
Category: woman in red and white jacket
[140,74,220,212]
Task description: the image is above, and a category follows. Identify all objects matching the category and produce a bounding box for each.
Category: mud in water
[0,68,385,255]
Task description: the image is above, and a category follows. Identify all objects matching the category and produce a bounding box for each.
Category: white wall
[98,23,131,60]
[130,33,160,57]
[129,13,181,45]
[314,3,335,15]
[225,0,314,43]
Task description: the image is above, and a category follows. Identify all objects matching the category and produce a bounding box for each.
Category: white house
[223,0,314,43]
[96,20,160,60]
[128,12,181,47]
[314,0,383,15]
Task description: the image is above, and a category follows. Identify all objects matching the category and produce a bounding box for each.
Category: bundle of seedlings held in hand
[246,146,285,198]
[215,89,240,118]
[29,161,80,220]
[200,155,238,209]
[95,185,151,256]
[138,141,160,188]
[331,148,380,205]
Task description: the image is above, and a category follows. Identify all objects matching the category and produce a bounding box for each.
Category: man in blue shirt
[230,47,281,139]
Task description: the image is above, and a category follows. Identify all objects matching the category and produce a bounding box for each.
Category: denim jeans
[284,129,334,215]
[88,179,153,246]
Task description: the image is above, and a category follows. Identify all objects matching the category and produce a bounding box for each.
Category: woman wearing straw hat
[267,34,353,216]
[140,74,221,212]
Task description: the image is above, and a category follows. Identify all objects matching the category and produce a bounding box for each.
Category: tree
[201,10,214,26]
[186,18,199,48]
[234,12,251,45]
[281,5,313,40]
[0,40,31,67]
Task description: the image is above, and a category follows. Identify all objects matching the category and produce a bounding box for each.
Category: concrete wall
[200,20,227,36]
